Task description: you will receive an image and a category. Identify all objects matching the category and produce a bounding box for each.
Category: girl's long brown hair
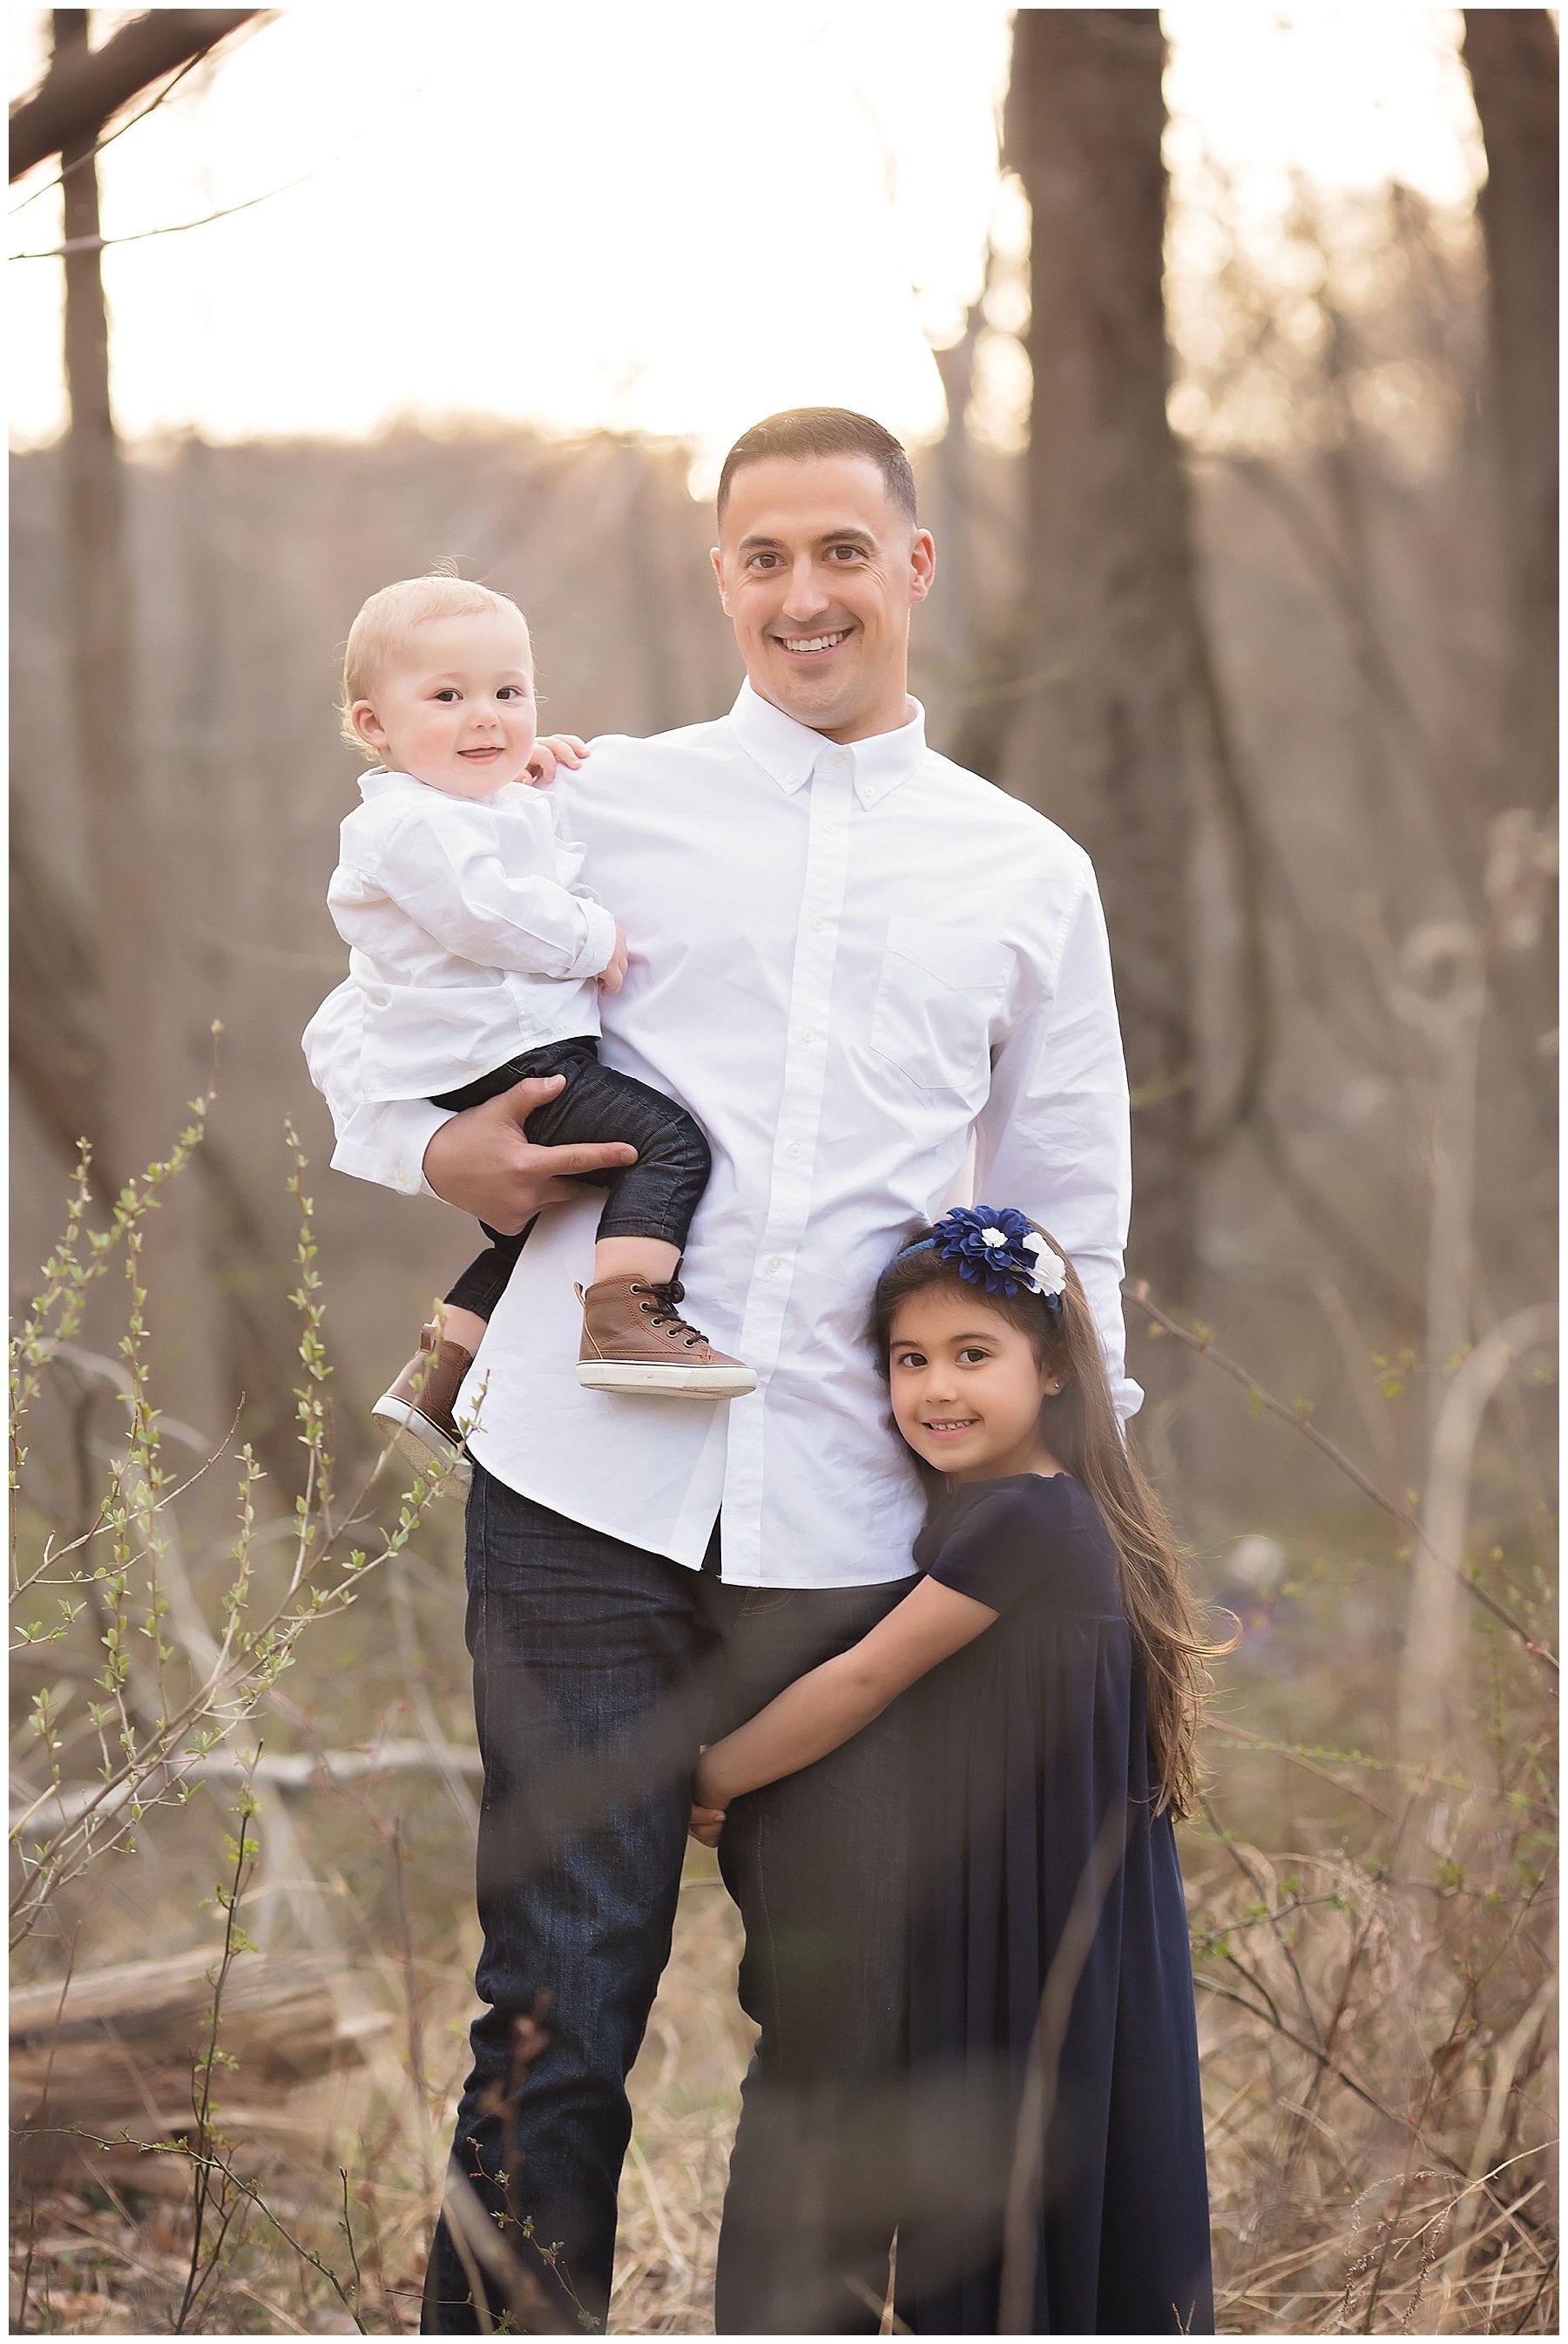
[872,1223,1229,1819]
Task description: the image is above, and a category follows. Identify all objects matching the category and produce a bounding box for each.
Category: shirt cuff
[569,900,618,980]
[1112,1371,1145,1426]
[329,1097,452,1197]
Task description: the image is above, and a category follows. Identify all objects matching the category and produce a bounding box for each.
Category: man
[304,408,1139,2334]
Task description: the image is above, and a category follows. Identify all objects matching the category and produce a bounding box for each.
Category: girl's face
[887,1284,1064,1485]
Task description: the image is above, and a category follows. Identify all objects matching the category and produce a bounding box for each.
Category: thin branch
[1194,1974,1457,2173]
[10,165,321,259]
[27,2126,366,2331]
[1130,1284,1557,1671]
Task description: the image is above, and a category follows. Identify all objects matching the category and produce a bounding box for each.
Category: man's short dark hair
[717,408,918,527]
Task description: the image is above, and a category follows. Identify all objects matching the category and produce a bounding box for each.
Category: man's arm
[973,864,1143,1422]
[301,978,636,1230]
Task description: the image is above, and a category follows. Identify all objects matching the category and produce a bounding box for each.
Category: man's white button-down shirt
[326,769,617,1127]
[303,683,1140,1588]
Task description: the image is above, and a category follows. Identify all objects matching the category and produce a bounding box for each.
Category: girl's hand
[524,734,591,786]
[688,1803,727,1848]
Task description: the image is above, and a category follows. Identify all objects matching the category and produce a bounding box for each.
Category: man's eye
[747,552,781,570]
[828,545,862,560]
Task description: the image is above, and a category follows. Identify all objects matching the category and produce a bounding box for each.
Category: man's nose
[779,557,831,624]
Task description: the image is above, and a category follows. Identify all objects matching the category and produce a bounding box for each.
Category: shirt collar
[355,766,422,803]
[727,679,927,809]
[355,767,527,812]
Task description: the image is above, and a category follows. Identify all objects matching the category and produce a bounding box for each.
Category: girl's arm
[693,1575,997,1812]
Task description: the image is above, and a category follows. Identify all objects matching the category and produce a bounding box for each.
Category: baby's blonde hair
[339,568,531,759]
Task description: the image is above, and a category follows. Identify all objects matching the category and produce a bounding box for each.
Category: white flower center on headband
[981,1228,1007,1248]
[1017,1231,1067,1297]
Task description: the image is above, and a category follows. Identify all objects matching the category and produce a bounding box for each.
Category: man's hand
[524,734,591,786]
[598,925,630,995]
[422,1073,636,1234]
[688,1803,727,1849]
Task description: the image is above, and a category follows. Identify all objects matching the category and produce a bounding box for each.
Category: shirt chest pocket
[868,917,1013,1103]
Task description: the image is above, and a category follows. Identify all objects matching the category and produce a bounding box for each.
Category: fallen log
[11,1950,389,2191]
[11,1734,482,1834]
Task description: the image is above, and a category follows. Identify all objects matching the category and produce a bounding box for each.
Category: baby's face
[352,607,537,798]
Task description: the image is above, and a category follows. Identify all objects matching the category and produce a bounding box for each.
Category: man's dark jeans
[422,1467,914,2335]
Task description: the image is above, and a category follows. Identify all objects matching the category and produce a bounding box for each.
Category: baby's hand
[688,1803,727,1849]
[524,734,591,786]
[598,925,630,995]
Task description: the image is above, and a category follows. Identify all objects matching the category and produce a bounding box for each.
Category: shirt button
[812,918,825,933]
[767,1257,782,1272]
[832,751,849,768]
[824,822,839,836]
[800,1028,814,1043]
[787,1143,802,1159]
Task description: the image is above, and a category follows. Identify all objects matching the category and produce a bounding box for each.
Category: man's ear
[709,545,732,616]
[909,528,936,607]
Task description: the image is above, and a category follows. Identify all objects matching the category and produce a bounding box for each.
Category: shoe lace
[637,1279,708,1351]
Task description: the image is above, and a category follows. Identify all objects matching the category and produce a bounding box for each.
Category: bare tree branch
[10,11,264,183]
[11,166,321,259]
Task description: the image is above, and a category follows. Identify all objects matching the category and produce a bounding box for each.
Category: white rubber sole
[576,1361,757,1398]
[371,1395,473,1488]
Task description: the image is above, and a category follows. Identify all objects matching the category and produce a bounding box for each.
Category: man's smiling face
[710,454,936,743]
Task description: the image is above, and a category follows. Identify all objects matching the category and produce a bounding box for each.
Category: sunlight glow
[7,5,1482,460]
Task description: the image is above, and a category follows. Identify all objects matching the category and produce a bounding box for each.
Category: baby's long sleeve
[301,978,449,1192]
[334,796,617,982]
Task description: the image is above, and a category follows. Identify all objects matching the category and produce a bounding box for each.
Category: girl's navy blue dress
[898,1473,1213,2335]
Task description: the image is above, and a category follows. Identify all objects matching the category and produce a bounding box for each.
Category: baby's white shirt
[327,768,618,1101]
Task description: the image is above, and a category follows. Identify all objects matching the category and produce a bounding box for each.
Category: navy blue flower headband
[896,1204,1068,1324]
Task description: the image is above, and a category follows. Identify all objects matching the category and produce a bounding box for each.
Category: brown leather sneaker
[576,1277,757,1398]
[372,1322,476,1487]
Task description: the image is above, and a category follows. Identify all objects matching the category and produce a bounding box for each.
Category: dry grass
[11,1788,1556,2334]
[10,1142,1555,2334]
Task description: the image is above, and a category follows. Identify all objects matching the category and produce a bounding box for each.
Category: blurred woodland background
[9,6,1558,2334]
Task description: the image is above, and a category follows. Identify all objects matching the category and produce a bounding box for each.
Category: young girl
[691,1204,1220,2334]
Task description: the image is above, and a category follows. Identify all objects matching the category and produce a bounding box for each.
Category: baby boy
[324,570,754,1483]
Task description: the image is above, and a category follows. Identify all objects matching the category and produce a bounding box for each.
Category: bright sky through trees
[7,5,1484,464]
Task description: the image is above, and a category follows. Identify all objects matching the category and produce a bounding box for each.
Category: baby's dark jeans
[432,1037,711,1318]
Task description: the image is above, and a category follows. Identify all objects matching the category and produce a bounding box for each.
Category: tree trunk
[1462,10,1558,816]
[52,14,218,1430]
[55,9,156,1196]
[1003,9,1199,1304]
